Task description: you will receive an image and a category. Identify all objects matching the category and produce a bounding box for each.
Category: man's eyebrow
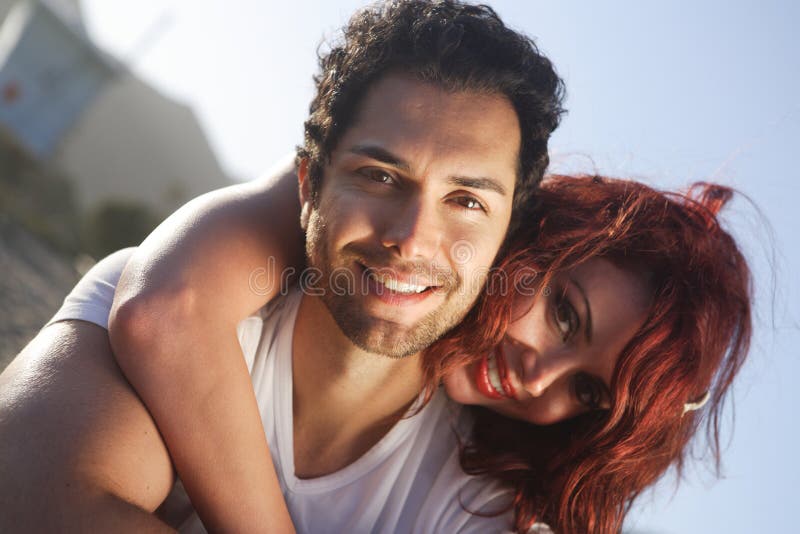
[570,277,593,344]
[348,144,507,195]
[448,176,508,196]
[348,144,410,172]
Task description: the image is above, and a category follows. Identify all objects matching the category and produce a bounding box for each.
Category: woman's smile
[445,257,652,425]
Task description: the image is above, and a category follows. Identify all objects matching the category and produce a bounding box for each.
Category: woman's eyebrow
[569,277,593,344]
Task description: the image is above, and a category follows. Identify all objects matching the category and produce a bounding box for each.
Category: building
[0,0,229,218]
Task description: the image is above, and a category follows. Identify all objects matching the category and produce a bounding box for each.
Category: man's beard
[304,209,480,359]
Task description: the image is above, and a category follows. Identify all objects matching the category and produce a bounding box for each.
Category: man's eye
[573,373,603,410]
[360,168,395,185]
[554,292,578,342]
[452,196,486,212]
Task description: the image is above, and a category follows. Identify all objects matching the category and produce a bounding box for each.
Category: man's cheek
[467,243,506,296]
[319,197,376,239]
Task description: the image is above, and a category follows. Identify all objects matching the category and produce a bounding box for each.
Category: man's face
[300,73,521,358]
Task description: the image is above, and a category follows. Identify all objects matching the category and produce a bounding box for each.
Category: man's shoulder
[235,288,302,373]
[237,286,301,333]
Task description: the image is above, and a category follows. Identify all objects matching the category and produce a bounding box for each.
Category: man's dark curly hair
[297,0,565,227]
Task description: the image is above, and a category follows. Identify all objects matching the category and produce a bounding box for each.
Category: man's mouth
[366,271,430,294]
[358,263,443,306]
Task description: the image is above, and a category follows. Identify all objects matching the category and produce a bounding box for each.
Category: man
[0,1,564,531]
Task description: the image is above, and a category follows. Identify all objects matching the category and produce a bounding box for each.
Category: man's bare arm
[0,321,175,532]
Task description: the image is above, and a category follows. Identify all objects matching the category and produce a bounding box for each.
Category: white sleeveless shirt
[48,249,516,533]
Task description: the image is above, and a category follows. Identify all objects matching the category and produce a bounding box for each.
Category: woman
[431,175,751,531]
[100,170,750,533]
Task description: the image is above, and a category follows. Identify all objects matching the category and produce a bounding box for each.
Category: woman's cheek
[516,394,571,426]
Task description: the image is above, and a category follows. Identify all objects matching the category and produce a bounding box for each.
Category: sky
[79,1,800,532]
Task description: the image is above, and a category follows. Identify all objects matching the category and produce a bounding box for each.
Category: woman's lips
[475,346,517,400]
[496,343,518,399]
[475,352,503,400]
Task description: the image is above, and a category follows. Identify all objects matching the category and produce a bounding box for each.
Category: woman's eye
[574,373,602,410]
[554,293,578,342]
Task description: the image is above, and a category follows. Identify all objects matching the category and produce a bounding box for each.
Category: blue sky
[80,1,800,531]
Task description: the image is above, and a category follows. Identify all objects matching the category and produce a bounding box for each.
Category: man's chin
[320,291,467,359]
[343,323,428,359]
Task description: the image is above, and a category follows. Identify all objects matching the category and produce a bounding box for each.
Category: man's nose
[380,193,441,260]
[519,346,574,398]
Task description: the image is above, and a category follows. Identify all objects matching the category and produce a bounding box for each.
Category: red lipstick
[496,343,518,399]
[475,352,503,399]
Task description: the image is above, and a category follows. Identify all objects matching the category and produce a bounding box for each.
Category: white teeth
[487,353,505,396]
[369,272,428,294]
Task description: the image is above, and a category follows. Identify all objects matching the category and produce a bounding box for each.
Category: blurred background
[0,1,797,532]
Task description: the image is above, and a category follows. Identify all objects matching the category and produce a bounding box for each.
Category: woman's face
[443,257,652,425]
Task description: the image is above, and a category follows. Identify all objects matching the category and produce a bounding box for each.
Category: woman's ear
[297,158,312,230]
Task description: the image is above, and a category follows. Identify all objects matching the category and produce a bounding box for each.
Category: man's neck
[291,294,424,479]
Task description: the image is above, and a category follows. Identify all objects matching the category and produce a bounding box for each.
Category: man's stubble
[303,205,483,359]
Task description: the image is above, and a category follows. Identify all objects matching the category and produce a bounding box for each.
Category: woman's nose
[518,346,574,397]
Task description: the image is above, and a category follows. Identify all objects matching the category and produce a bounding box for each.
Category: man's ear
[297,158,312,230]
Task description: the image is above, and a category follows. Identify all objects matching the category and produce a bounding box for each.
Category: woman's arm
[0,321,176,533]
[109,156,304,533]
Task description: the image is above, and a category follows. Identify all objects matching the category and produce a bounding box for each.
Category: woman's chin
[442,365,483,406]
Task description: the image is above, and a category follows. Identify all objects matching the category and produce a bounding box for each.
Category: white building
[0,0,229,215]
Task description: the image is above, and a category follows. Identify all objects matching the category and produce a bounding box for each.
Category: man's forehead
[335,74,520,185]
[353,73,519,131]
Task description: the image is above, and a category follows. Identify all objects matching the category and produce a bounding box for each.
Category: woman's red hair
[422,175,753,533]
